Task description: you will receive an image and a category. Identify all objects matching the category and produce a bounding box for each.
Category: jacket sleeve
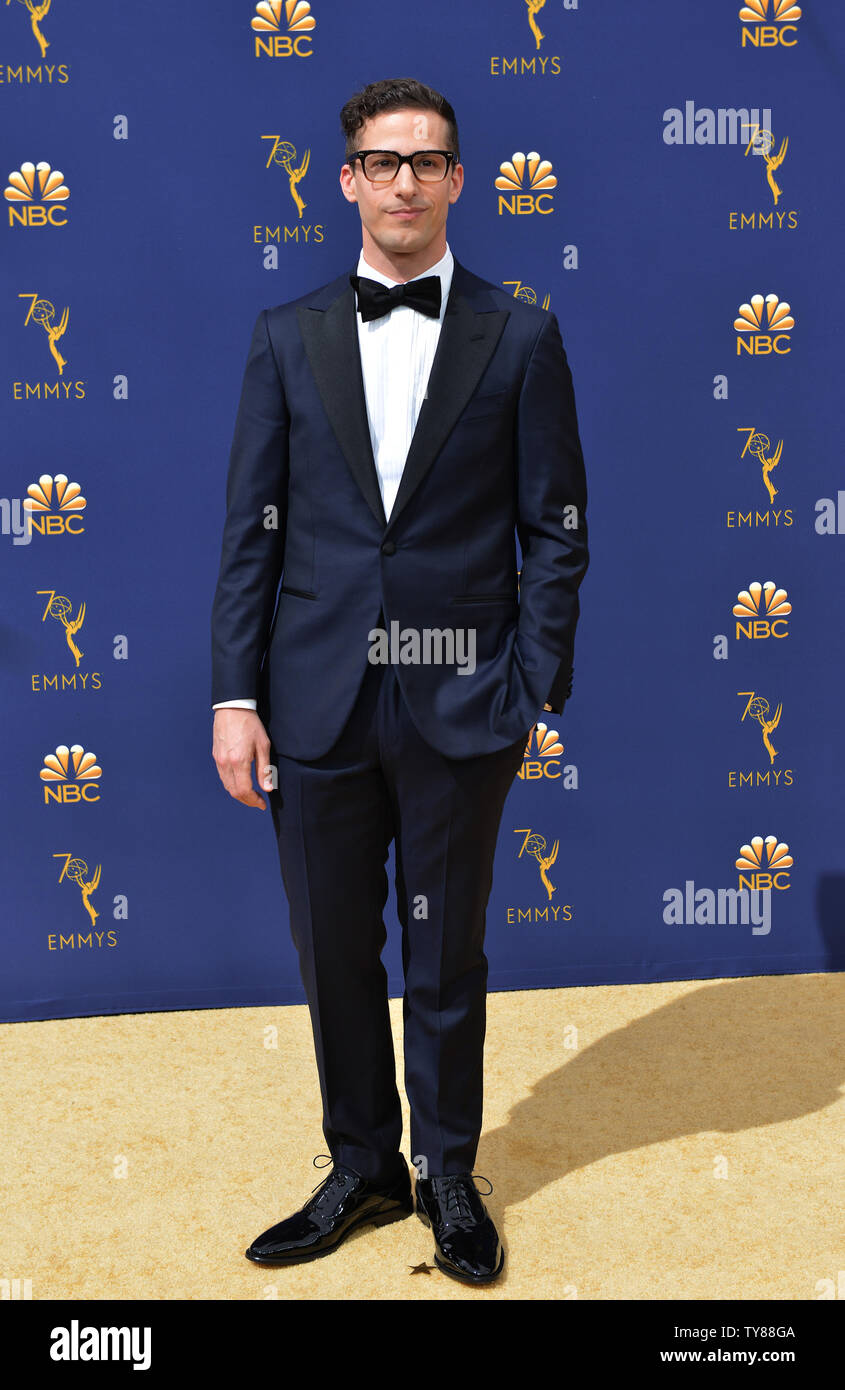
[210,308,290,705]
[514,310,589,712]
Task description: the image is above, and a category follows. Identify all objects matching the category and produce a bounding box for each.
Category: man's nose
[393,162,419,194]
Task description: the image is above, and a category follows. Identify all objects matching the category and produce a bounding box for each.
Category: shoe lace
[308,1153,351,1210]
[437,1173,494,1228]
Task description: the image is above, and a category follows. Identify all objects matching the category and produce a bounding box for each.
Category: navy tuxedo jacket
[211,256,589,761]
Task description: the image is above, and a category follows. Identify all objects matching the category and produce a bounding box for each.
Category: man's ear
[339,165,358,205]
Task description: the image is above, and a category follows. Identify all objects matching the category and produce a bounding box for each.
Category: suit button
[381,541,396,555]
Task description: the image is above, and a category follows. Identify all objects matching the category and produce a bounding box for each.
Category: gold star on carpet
[408,1261,434,1275]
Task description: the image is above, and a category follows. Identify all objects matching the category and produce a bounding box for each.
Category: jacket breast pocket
[458,389,509,423]
[449,593,518,606]
[279,585,317,600]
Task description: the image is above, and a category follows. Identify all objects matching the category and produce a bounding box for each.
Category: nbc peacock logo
[251,0,315,58]
[23,473,86,536]
[518,721,577,785]
[739,0,801,49]
[495,151,556,215]
[4,162,69,228]
[736,834,793,890]
[40,744,102,804]
[734,293,794,356]
[733,580,791,641]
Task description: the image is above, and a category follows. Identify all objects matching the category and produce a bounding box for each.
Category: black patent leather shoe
[245,1155,413,1265]
[415,1173,504,1284]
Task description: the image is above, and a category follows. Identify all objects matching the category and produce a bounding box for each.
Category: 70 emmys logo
[6,0,52,57]
[251,0,315,57]
[739,0,801,48]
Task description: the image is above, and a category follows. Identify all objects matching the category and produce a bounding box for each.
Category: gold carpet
[2,972,842,1300]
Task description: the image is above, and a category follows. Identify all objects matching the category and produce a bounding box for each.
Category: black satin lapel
[297,288,387,528]
[384,290,510,535]
[297,272,511,536]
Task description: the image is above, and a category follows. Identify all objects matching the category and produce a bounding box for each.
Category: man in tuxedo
[211,77,589,1284]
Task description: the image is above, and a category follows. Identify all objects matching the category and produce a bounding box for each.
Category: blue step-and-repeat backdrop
[2,3,843,1023]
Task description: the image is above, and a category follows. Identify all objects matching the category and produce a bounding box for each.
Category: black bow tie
[349,273,441,323]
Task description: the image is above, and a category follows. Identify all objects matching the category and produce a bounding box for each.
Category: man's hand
[212,708,274,810]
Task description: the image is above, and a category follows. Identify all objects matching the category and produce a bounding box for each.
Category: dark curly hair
[340,78,460,163]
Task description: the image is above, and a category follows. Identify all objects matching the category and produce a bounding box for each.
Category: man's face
[339,107,463,260]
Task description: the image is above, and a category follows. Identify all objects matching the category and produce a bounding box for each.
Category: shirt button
[381,541,396,555]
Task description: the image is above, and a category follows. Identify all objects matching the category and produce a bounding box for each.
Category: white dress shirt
[213,242,454,711]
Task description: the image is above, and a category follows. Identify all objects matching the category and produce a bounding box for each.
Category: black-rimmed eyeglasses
[348,150,457,184]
